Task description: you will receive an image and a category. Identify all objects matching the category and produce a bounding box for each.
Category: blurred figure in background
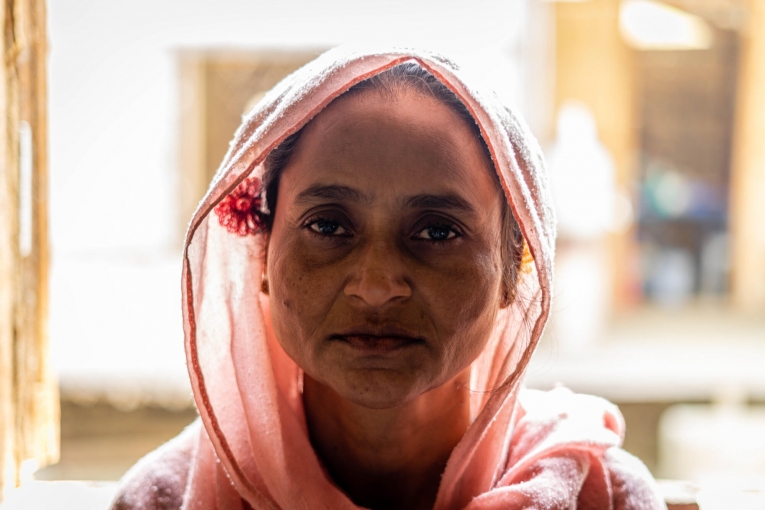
[547,101,619,352]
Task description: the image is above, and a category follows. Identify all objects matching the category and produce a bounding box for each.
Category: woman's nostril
[344,270,412,307]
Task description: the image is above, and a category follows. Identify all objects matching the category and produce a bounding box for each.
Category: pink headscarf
[116,46,664,510]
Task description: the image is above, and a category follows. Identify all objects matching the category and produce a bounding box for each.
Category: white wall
[48,0,546,407]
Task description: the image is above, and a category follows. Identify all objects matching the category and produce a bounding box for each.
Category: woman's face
[266,89,506,409]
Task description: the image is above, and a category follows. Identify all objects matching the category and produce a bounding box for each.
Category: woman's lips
[336,334,423,355]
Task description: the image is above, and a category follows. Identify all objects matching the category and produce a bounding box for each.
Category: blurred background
[2,0,764,508]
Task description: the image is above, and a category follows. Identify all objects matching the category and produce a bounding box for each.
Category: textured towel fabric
[112,389,665,510]
[112,46,666,510]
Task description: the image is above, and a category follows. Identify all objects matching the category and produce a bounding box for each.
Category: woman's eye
[309,219,347,236]
[415,225,457,241]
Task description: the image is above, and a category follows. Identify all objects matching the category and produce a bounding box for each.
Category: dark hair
[261,62,524,303]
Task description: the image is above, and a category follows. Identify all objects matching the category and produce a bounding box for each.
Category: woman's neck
[303,371,471,510]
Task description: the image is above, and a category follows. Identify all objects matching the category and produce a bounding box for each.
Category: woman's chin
[328,368,432,410]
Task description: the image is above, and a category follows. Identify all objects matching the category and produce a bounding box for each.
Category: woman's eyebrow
[294,184,368,205]
[404,193,477,215]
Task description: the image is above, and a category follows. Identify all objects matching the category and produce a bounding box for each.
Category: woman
[112,47,665,510]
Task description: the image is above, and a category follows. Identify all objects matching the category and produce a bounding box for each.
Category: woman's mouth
[332,326,426,355]
[341,335,421,354]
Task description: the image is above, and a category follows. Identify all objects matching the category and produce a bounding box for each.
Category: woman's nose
[344,241,412,308]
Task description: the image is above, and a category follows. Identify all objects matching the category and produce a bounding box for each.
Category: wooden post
[0,0,17,488]
[730,0,765,313]
[0,0,58,499]
[555,0,640,308]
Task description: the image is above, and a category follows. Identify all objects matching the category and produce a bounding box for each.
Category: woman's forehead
[281,90,498,200]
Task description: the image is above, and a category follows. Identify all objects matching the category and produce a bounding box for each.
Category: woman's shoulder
[515,387,665,509]
[604,447,667,510]
[110,419,201,510]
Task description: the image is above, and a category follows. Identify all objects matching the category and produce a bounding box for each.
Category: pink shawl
[113,46,666,510]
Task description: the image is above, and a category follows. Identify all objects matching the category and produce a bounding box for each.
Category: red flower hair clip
[214,176,265,236]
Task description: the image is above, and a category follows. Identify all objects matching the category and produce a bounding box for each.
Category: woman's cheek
[270,239,340,339]
[434,253,500,361]
[428,249,501,323]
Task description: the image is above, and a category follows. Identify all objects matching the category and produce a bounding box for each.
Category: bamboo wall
[0,0,58,499]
